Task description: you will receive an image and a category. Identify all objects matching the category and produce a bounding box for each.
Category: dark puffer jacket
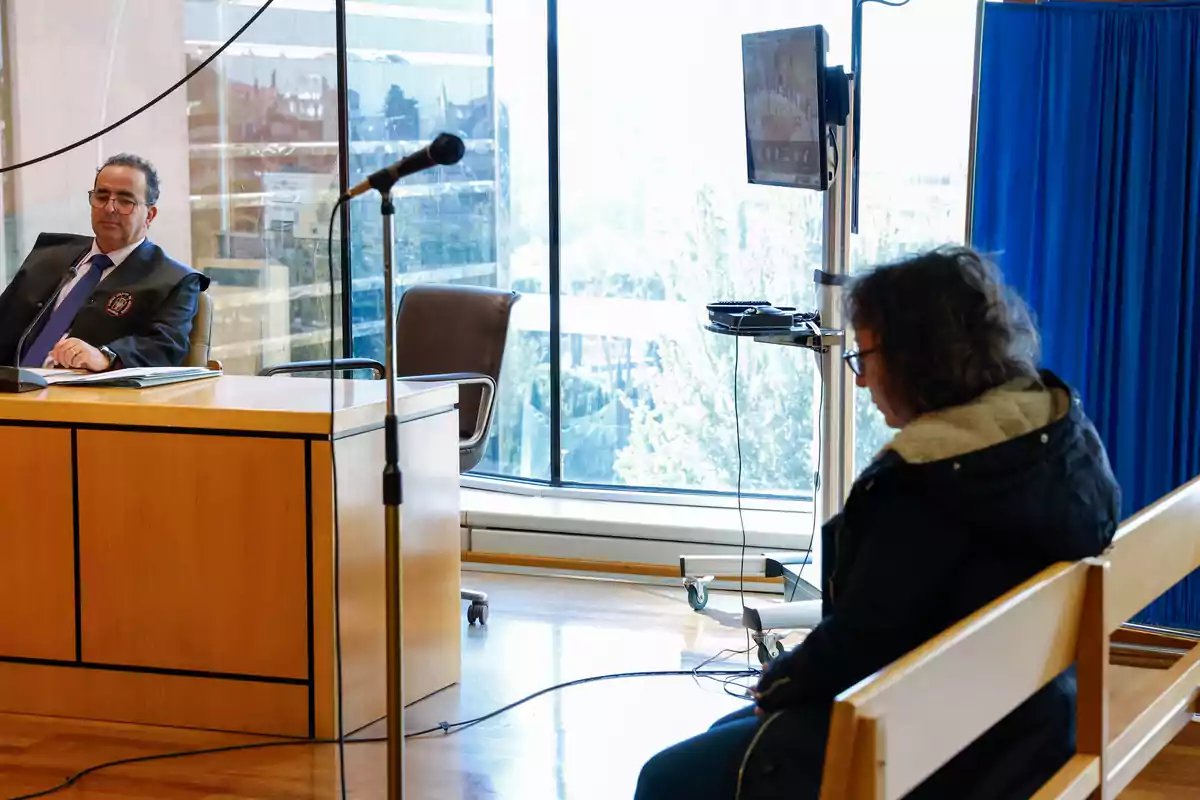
[747,371,1120,799]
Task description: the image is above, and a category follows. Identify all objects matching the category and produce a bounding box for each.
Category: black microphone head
[429,133,466,166]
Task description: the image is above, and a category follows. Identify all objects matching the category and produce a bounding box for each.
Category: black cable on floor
[4,668,759,800]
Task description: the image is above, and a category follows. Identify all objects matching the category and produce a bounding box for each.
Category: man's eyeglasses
[843,347,877,377]
[88,190,141,215]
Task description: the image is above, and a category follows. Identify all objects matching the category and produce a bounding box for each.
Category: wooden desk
[0,375,462,738]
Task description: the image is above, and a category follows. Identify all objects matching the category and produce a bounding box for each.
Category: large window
[0,0,979,502]
[0,0,343,374]
[345,0,552,480]
[553,0,850,494]
[850,0,979,474]
[185,0,341,375]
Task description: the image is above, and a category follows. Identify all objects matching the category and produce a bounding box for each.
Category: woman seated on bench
[636,247,1121,800]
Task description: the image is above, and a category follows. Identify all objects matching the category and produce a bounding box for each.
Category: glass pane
[0,5,13,285]
[558,0,849,494]
[345,0,551,480]
[185,0,341,376]
[0,1,340,375]
[850,0,978,476]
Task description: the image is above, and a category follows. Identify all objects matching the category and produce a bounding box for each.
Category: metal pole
[965,0,986,246]
[546,0,563,484]
[836,77,856,509]
[334,0,354,357]
[380,193,406,800]
[813,76,856,581]
[216,1,231,235]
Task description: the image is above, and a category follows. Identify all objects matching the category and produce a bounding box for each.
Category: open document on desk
[30,366,222,389]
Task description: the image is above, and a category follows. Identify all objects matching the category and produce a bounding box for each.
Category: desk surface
[0,375,457,436]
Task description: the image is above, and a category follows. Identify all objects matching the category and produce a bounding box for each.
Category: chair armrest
[258,359,386,379]
[397,372,496,449]
[396,372,495,385]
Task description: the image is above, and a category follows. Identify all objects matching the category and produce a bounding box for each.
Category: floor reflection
[3,572,1198,797]
[0,571,768,799]
[370,572,763,799]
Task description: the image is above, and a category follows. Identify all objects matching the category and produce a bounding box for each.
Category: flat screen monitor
[742,25,829,191]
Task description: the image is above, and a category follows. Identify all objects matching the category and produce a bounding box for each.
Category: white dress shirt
[43,238,145,367]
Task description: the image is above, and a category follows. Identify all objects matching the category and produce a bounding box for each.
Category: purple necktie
[21,253,113,367]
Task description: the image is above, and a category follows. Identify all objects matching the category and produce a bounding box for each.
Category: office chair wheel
[467,600,489,626]
[686,583,708,611]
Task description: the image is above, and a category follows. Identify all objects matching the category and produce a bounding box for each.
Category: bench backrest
[819,560,1106,800]
[1100,476,1200,796]
[819,475,1200,800]
[1106,477,1200,634]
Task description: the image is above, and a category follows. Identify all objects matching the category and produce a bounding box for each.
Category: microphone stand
[349,171,406,799]
[351,135,463,800]
[377,186,406,800]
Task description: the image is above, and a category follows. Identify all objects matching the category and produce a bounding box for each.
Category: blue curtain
[971,2,1200,628]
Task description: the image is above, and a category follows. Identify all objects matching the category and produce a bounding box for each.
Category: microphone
[343,133,466,200]
[14,264,79,368]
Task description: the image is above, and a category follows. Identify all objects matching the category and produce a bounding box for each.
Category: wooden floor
[0,571,1195,799]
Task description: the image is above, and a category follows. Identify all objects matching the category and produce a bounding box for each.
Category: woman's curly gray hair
[846,246,1041,416]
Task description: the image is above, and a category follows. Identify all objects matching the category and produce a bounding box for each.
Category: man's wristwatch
[99,346,118,370]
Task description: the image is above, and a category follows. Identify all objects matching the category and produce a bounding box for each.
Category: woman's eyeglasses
[88,190,141,215]
[843,347,877,377]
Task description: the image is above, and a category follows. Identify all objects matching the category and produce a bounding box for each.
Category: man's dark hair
[846,246,1041,416]
[96,153,160,206]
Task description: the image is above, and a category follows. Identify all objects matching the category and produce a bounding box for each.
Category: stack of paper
[33,366,221,389]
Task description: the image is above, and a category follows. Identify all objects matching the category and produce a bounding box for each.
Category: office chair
[183,291,214,368]
[260,284,521,625]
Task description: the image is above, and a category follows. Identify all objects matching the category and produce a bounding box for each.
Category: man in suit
[0,153,208,372]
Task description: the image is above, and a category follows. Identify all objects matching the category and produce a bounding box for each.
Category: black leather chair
[260,283,520,624]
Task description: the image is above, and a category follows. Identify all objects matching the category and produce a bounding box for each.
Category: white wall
[6,0,192,274]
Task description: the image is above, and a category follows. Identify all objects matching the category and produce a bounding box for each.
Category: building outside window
[0,0,977,504]
[185,0,341,375]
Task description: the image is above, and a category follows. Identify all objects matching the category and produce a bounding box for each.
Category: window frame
[337,0,836,504]
[335,0,978,507]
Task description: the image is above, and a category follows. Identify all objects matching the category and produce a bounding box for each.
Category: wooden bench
[817,476,1200,800]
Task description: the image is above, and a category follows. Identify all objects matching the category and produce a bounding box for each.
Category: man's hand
[51,338,111,372]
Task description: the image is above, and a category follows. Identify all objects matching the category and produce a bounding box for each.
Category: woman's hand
[752,653,798,713]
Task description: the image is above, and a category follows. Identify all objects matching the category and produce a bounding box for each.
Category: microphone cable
[4,666,759,800]
[11,264,80,368]
[728,314,826,639]
[0,1,343,793]
[790,319,826,600]
[0,2,833,792]
[0,0,277,174]
[2,208,766,797]
[327,196,350,800]
[732,315,750,664]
